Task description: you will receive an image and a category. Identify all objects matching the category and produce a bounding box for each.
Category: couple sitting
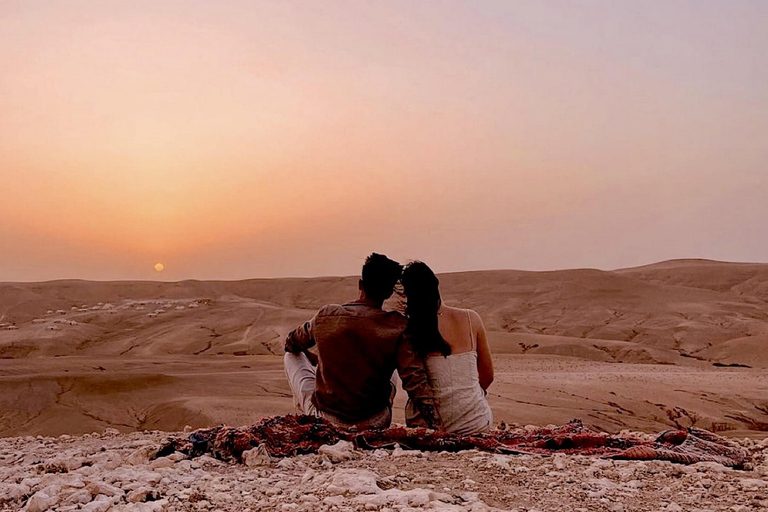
[283,253,494,434]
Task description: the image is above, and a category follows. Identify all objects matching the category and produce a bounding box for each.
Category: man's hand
[285,317,317,354]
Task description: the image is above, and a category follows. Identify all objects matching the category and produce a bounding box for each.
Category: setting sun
[154,263,165,272]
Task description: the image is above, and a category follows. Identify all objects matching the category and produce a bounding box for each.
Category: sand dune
[0,259,766,437]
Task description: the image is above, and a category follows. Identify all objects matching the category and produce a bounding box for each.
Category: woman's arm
[472,310,494,390]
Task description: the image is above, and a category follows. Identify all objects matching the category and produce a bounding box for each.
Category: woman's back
[407,306,493,434]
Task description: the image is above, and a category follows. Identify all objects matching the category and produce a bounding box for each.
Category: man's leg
[389,371,399,409]
[283,352,319,415]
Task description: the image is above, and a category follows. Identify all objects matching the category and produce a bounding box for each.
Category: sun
[154,263,165,272]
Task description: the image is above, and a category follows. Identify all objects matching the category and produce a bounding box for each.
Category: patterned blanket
[158,415,749,469]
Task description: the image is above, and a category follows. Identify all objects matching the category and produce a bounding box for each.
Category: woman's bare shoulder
[468,309,484,323]
[444,305,483,321]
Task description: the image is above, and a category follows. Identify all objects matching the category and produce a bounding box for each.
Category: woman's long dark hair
[401,261,451,358]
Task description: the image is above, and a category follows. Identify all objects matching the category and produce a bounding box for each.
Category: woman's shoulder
[443,305,482,320]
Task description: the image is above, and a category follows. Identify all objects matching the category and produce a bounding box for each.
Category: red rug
[158,415,749,469]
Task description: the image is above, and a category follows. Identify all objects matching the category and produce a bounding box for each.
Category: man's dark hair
[361,253,403,304]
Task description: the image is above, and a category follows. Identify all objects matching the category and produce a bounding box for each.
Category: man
[284,253,440,429]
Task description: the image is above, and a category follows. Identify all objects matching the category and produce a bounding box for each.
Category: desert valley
[1,258,766,438]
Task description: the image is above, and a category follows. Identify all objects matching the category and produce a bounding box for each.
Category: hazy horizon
[2,1,767,281]
[1,256,766,285]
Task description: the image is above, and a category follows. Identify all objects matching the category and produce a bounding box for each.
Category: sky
[1,0,766,281]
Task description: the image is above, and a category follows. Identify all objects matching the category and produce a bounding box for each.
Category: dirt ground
[1,354,766,438]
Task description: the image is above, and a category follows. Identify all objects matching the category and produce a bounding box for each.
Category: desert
[2,259,767,438]
[1,259,767,511]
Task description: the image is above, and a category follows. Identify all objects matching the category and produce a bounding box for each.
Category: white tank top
[407,309,493,434]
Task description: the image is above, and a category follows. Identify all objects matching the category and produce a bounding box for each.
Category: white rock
[692,461,727,473]
[243,445,274,467]
[62,488,93,505]
[127,487,156,503]
[355,488,433,508]
[488,454,511,470]
[392,445,423,457]
[86,481,124,497]
[328,469,381,495]
[322,495,345,506]
[150,456,175,469]
[622,479,644,490]
[65,458,89,472]
[82,495,115,512]
[89,452,123,470]
[300,469,317,484]
[22,491,57,512]
[38,484,63,500]
[1,482,30,501]
[591,459,614,469]
[197,455,222,465]
[739,478,767,489]
[318,440,355,463]
[276,458,295,469]
[168,451,186,461]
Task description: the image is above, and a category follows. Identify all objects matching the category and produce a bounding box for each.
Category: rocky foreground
[1,429,767,512]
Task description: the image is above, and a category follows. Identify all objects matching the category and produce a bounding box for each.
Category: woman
[400,261,494,434]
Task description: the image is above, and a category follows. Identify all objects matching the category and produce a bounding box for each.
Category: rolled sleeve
[396,335,442,429]
[285,314,318,353]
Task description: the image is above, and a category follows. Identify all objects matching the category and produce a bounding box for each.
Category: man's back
[285,300,406,424]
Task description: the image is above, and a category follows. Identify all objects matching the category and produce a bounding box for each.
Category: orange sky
[1,1,767,281]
